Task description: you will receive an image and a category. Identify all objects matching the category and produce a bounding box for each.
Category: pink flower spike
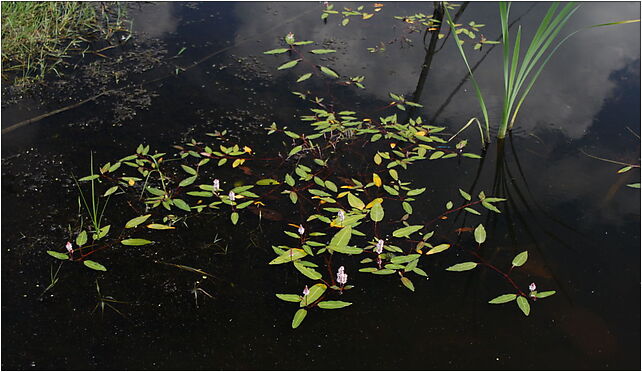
[375,239,384,255]
[337,266,348,286]
[529,282,536,292]
[228,191,235,201]
[213,179,220,192]
[303,285,310,296]
[285,32,295,44]
[65,241,73,253]
[298,225,305,235]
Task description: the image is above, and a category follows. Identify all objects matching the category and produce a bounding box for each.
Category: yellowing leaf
[362,13,374,19]
[365,197,383,209]
[243,146,252,153]
[372,173,382,187]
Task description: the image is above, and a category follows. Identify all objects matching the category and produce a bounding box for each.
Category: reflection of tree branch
[411,2,445,105]
[429,2,469,54]
[429,3,537,123]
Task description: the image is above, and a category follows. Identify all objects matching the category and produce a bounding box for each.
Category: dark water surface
[2,2,640,370]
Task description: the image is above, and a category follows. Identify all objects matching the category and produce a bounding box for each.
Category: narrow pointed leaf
[489,293,517,304]
[474,224,486,244]
[277,59,301,70]
[517,296,530,316]
[512,251,528,267]
[125,214,151,229]
[84,260,107,271]
[446,262,478,271]
[317,300,352,309]
[292,309,307,329]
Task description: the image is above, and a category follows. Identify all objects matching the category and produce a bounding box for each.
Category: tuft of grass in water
[445,1,640,142]
[1,1,129,82]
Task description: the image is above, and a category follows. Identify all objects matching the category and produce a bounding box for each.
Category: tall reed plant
[445,2,639,142]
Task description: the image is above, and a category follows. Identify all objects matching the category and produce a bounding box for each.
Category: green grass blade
[445,6,490,144]
[513,3,579,100]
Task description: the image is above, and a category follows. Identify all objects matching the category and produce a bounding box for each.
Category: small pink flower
[303,285,310,296]
[65,241,73,253]
[298,225,305,235]
[337,266,348,286]
[337,210,345,223]
[529,282,536,292]
[285,32,295,44]
[228,191,235,201]
[213,179,220,192]
[375,239,384,254]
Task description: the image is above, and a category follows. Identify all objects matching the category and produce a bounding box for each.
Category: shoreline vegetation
[1,1,130,84]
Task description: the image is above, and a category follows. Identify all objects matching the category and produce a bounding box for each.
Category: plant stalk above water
[445,1,639,141]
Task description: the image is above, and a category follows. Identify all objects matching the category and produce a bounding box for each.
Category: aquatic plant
[321,2,383,26]
[46,30,561,329]
[445,1,640,141]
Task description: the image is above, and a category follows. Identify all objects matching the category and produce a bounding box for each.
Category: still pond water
[1,2,640,370]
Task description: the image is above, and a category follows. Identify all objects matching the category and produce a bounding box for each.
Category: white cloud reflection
[231,2,640,139]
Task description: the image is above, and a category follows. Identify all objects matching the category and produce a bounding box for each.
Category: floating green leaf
[301,283,326,307]
[627,183,640,188]
[320,66,339,78]
[285,173,295,186]
[372,269,396,275]
[516,296,530,316]
[464,207,480,215]
[407,188,426,196]
[125,214,151,229]
[401,277,415,292]
[276,294,302,302]
[179,176,197,187]
[317,300,352,309]
[328,226,352,253]
[79,175,99,182]
[264,48,290,55]
[75,230,87,247]
[347,193,365,210]
[474,224,486,244]
[512,251,528,267]
[84,260,107,271]
[172,198,191,212]
[297,73,312,82]
[292,308,307,329]
[47,251,68,260]
[269,248,307,265]
[288,145,303,157]
[390,254,421,264]
[277,59,301,70]
[147,224,175,230]
[459,189,471,200]
[370,202,384,222]
[104,186,118,197]
[429,151,445,160]
[310,49,336,54]
[121,238,154,246]
[230,212,239,225]
[426,243,450,255]
[392,225,423,238]
[488,294,517,304]
[294,261,322,280]
[535,290,556,299]
[181,165,197,175]
[446,262,477,271]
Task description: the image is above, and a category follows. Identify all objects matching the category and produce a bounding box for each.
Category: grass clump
[1,1,129,82]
